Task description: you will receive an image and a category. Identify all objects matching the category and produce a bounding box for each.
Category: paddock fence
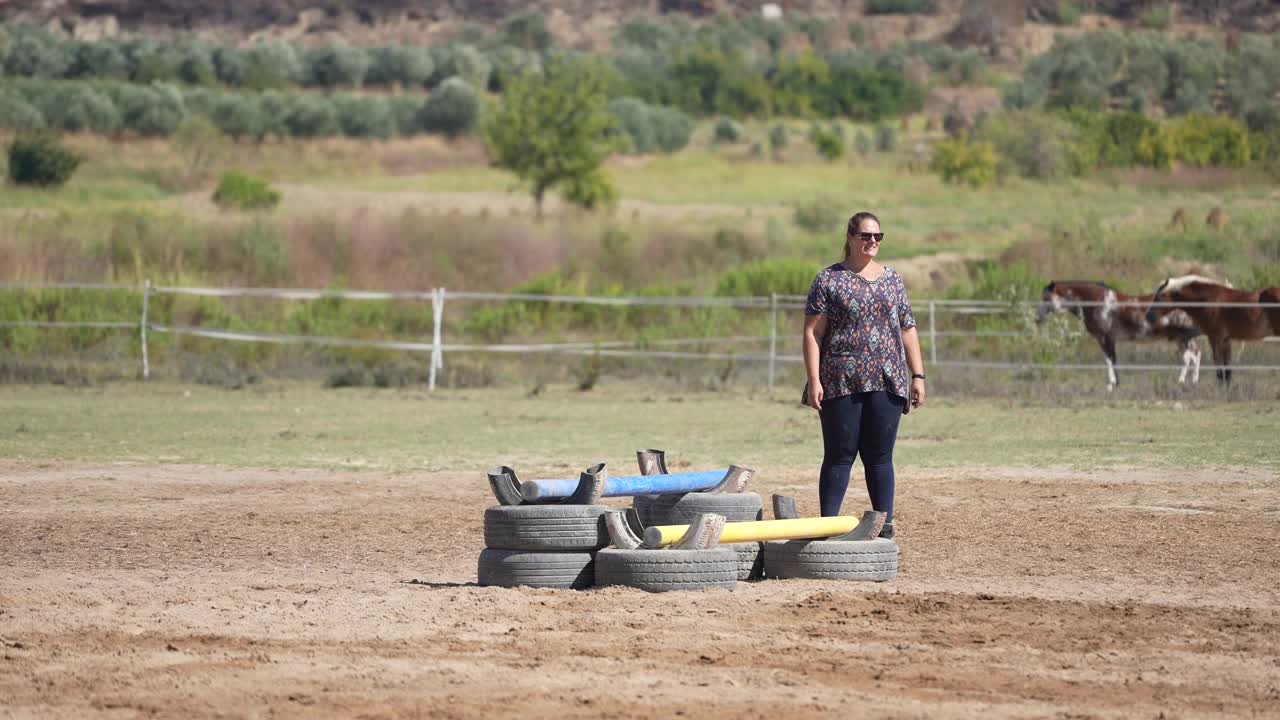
[2,281,1279,390]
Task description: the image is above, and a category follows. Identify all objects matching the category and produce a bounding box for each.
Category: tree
[483,56,619,217]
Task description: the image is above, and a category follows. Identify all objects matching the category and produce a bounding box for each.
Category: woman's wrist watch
[912,373,926,380]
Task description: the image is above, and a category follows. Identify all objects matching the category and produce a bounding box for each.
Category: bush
[609,97,657,153]
[7,133,82,187]
[812,127,844,160]
[865,0,936,14]
[69,41,129,80]
[930,138,998,188]
[649,105,694,152]
[433,45,492,90]
[112,84,187,136]
[3,26,72,78]
[716,258,818,296]
[502,9,553,51]
[1161,113,1252,168]
[875,122,897,152]
[333,95,396,139]
[0,92,46,130]
[243,40,303,90]
[976,110,1089,179]
[713,116,742,143]
[388,95,426,135]
[1139,2,1173,30]
[283,94,340,137]
[768,123,788,153]
[418,77,481,137]
[366,45,434,87]
[38,85,121,134]
[208,94,264,140]
[793,196,844,233]
[176,42,218,86]
[1054,1,1083,25]
[304,41,370,88]
[212,170,281,211]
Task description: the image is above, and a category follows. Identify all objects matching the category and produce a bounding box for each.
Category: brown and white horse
[1037,281,1203,390]
[1147,275,1280,385]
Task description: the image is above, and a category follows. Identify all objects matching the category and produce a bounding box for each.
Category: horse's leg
[1189,339,1202,385]
[1212,336,1232,386]
[1098,334,1118,390]
[1176,339,1191,384]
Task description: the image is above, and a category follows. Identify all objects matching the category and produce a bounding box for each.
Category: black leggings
[818,391,904,520]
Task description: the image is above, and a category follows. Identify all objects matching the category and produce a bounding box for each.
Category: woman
[802,211,926,539]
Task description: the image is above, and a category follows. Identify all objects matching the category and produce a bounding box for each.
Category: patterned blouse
[805,263,917,401]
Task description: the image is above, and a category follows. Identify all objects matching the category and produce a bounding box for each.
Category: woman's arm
[803,314,827,410]
[902,325,926,408]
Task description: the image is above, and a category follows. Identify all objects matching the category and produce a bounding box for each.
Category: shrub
[1139,2,1173,30]
[283,94,340,137]
[69,41,129,80]
[649,105,693,152]
[212,45,247,85]
[243,40,303,90]
[38,85,121,134]
[713,116,742,143]
[434,45,492,90]
[502,9,553,51]
[812,127,845,160]
[609,97,657,153]
[716,258,818,296]
[176,42,218,86]
[1054,1,1083,25]
[793,196,844,233]
[0,92,46,130]
[1161,113,1251,168]
[3,26,72,78]
[387,95,426,136]
[172,114,227,181]
[7,133,82,187]
[768,123,788,153]
[418,77,481,137]
[212,170,281,211]
[486,46,542,92]
[304,41,370,88]
[930,137,998,187]
[865,0,936,14]
[875,122,898,152]
[113,84,187,136]
[976,110,1089,179]
[366,45,434,87]
[208,94,264,140]
[333,95,396,139]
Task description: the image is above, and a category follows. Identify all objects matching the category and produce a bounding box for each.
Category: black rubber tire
[483,504,611,551]
[476,549,595,589]
[594,548,738,592]
[633,492,763,527]
[763,538,899,581]
[726,542,763,581]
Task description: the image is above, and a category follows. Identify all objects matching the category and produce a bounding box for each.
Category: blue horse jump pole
[521,469,731,502]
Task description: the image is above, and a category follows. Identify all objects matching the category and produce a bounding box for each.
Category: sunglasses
[854,232,885,242]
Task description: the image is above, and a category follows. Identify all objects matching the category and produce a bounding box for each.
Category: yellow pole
[646,516,859,547]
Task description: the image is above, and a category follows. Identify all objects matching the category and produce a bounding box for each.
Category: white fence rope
[4,282,1279,384]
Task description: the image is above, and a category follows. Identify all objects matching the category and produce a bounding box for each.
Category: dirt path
[2,461,1278,717]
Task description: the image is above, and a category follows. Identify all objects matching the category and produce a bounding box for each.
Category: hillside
[5,0,1279,48]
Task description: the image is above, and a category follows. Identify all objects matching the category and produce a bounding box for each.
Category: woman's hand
[910,377,926,409]
[807,382,824,411]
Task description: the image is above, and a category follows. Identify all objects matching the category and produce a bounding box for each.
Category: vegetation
[483,56,619,216]
[212,170,281,210]
[6,133,82,187]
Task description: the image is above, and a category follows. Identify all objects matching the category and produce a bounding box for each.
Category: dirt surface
[2,460,1278,718]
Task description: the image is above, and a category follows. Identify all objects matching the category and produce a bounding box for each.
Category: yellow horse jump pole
[645,516,861,548]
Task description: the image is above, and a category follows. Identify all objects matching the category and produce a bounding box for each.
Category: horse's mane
[1044,280,1112,293]
[1160,275,1232,293]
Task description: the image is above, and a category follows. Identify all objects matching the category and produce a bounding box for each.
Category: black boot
[879,523,895,540]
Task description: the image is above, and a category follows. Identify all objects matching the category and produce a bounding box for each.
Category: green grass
[2,382,1275,474]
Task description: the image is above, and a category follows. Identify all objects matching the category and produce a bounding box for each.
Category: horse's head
[1035,282,1060,325]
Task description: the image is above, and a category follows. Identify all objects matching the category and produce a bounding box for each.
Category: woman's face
[848,218,883,261]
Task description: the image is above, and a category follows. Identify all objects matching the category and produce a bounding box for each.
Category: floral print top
[805,263,917,401]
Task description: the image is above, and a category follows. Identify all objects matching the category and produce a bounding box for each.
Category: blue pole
[522,470,729,502]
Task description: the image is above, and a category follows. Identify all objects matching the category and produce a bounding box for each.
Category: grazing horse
[1147,275,1280,385]
[1037,281,1203,390]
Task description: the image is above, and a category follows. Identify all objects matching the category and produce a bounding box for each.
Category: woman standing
[802,211,926,539]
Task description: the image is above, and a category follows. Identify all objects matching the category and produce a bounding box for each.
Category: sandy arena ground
[2,460,1278,718]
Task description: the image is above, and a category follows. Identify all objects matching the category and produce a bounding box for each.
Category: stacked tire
[632,490,766,583]
[763,537,899,581]
[476,504,611,589]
